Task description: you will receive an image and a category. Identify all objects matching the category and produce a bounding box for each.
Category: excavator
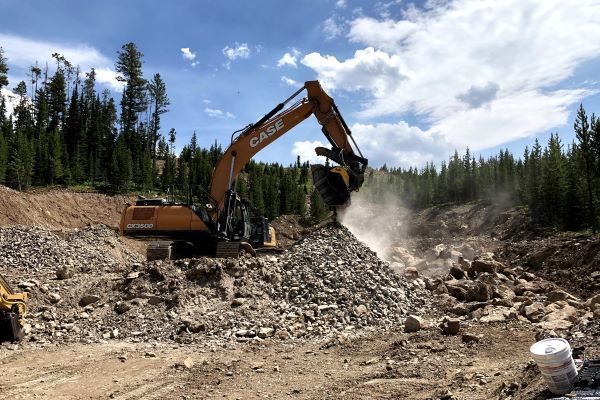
[120,80,368,259]
[0,273,27,342]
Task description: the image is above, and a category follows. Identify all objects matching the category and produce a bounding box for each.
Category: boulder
[546,290,569,303]
[464,281,493,303]
[493,285,516,302]
[471,256,504,275]
[449,265,467,280]
[521,302,546,322]
[55,266,73,280]
[404,315,425,332]
[544,302,579,323]
[587,294,600,307]
[404,266,419,279]
[441,317,461,335]
[79,295,101,307]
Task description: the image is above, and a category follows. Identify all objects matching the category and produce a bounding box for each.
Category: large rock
[521,302,546,322]
[449,265,467,280]
[493,285,516,302]
[79,295,101,307]
[441,317,461,335]
[587,294,600,307]
[404,315,425,332]
[479,306,515,323]
[544,301,579,323]
[464,281,493,303]
[471,255,504,275]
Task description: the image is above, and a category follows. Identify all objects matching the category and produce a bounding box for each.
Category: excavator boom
[209,80,368,213]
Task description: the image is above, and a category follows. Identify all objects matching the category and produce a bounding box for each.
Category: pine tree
[147,73,169,167]
[0,47,8,90]
[310,188,328,221]
[48,67,67,132]
[111,135,133,192]
[115,42,147,140]
[575,104,596,233]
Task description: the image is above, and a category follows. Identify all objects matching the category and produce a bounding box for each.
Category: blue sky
[2,0,600,168]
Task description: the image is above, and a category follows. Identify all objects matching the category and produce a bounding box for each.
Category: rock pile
[6,223,428,345]
[412,253,598,333]
[0,225,143,274]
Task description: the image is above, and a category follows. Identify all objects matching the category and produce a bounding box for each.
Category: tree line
[363,105,600,232]
[0,43,326,221]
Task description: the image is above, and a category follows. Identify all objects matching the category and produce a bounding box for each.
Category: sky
[2,0,600,168]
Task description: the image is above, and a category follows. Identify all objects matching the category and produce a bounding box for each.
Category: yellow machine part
[0,273,27,341]
[262,227,278,248]
[329,166,350,187]
[0,273,27,316]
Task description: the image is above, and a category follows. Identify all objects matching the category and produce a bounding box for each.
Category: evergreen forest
[1,43,599,231]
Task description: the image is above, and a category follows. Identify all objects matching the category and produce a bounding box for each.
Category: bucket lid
[530,338,570,357]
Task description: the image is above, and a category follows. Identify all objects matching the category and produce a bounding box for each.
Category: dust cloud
[338,180,409,261]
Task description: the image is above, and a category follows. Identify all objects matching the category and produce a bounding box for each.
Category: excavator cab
[249,217,277,248]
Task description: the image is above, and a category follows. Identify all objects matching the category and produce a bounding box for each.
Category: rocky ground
[0,189,598,399]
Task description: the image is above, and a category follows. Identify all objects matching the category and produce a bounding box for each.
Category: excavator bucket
[311,164,353,207]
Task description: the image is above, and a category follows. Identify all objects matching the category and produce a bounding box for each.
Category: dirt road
[1,321,557,400]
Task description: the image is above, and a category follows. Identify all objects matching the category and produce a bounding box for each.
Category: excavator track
[146,241,173,261]
[215,242,257,258]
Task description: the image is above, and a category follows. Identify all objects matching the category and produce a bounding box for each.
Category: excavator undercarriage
[0,273,27,342]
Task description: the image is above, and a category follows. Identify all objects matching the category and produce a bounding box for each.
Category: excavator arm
[208,80,368,233]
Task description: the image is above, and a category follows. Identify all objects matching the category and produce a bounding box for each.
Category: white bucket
[530,338,578,395]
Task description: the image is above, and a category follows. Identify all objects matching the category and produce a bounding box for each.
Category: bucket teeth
[311,164,351,207]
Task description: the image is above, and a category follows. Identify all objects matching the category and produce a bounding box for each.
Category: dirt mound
[407,201,531,239]
[269,214,310,248]
[499,236,600,299]
[0,186,133,229]
[7,223,428,345]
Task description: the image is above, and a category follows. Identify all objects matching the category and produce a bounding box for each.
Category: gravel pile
[0,225,143,273]
[4,223,428,345]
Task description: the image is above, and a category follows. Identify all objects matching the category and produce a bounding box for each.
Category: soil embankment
[0,186,132,229]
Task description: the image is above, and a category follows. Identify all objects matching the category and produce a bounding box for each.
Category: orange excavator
[120,80,368,259]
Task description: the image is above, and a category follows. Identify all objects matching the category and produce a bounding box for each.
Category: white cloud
[292,140,328,164]
[335,0,347,8]
[302,0,600,159]
[302,48,405,97]
[181,47,197,61]
[351,121,453,168]
[277,48,302,68]
[322,17,344,40]
[222,43,250,60]
[94,67,125,92]
[281,76,300,87]
[0,33,123,92]
[204,107,235,119]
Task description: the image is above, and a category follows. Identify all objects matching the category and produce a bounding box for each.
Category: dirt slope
[0,186,133,229]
